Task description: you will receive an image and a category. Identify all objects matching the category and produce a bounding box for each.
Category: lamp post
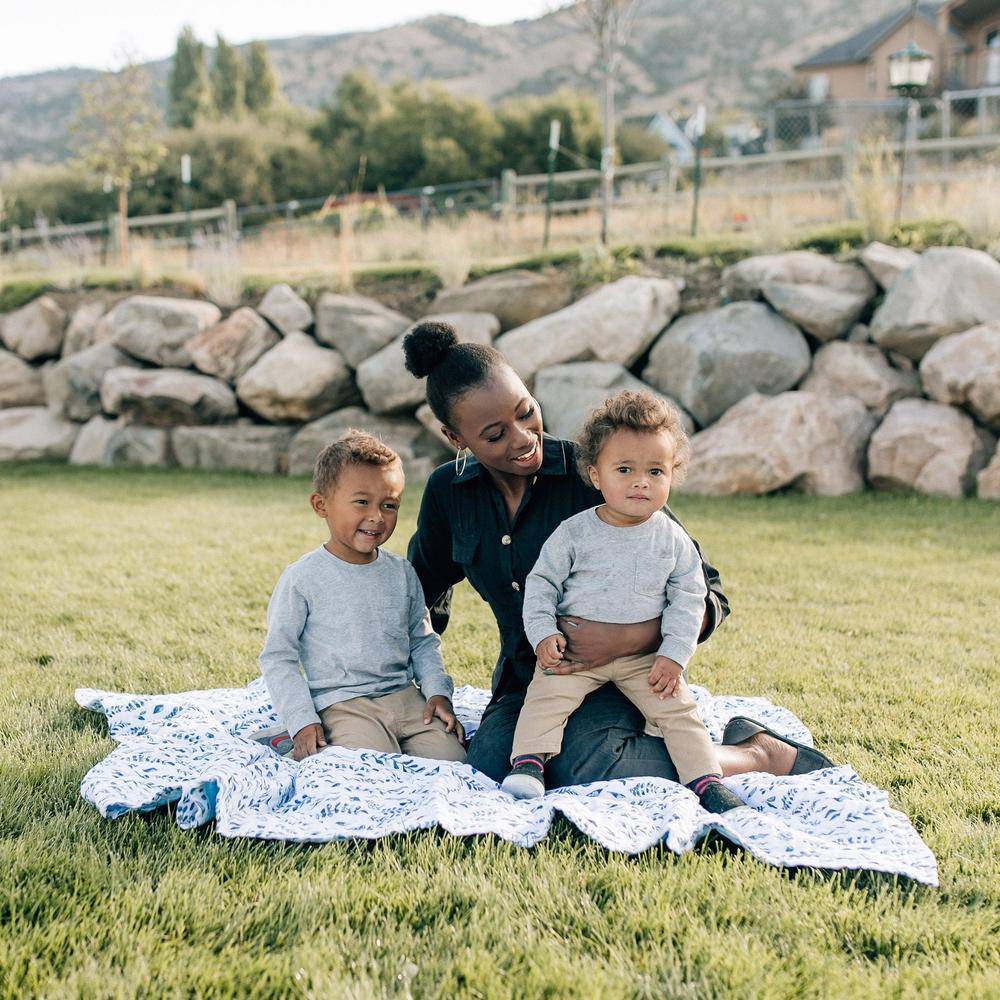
[888,15,934,226]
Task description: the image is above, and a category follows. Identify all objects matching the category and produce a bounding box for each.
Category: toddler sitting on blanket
[501,390,743,814]
[258,430,466,764]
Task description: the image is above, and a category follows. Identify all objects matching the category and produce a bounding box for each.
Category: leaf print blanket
[75,680,938,885]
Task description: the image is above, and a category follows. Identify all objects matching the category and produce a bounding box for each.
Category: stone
[919,322,1000,431]
[62,300,109,355]
[680,392,875,497]
[186,307,280,384]
[534,361,694,441]
[859,241,919,290]
[415,403,452,451]
[236,332,359,423]
[800,341,921,416]
[847,323,872,343]
[977,444,1000,500]
[0,296,66,361]
[431,269,574,331]
[641,301,811,427]
[722,250,876,305]
[867,398,995,498]
[69,416,172,468]
[356,312,500,414]
[257,283,313,335]
[288,407,447,481]
[495,276,681,384]
[0,349,45,407]
[43,342,142,422]
[314,293,411,368]
[172,423,295,475]
[870,247,1000,360]
[100,367,238,427]
[0,406,79,460]
[102,295,222,367]
[760,279,872,342]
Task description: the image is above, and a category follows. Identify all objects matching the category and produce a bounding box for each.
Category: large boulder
[0,406,79,460]
[62,300,109,356]
[69,415,172,468]
[680,391,875,497]
[760,280,873,342]
[0,296,66,361]
[919,322,1000,431]
[100,367,238,427]
[870,247,1000,360]
[642,301,811,427]
[859,241,919,290]
[235,332,359,423]
[288,407,447,482]
[800,341,920,416]
[415,402,451,451]
[495,276,681,384]
[186,307,280,384]
[43,342,142,422]
[172,423,295,475]
[101,295,222,367]
[534,361,694,442]
[356,312,500,414]
[0,349,45,407]
[977,443,1000,500]
[867,398,995,498]
[431,269,574,331]
[314,293,411,368]
[257,283,313,335]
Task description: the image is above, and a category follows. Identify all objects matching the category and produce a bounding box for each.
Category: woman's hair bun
[402,321,459,379]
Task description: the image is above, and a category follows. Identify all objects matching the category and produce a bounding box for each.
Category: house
[795,0,1000,101]
[623,113,696,165]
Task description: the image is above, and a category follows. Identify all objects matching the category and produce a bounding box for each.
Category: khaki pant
[319,685,466,763]
[510,652,720,786]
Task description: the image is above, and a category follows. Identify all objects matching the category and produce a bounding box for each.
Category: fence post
[500,169,517,217]
[223,199,238,243]
[10,226,21,253]
[841,137,857,220]
[941,93,952,175]
[978,92,986,134]
[108,213,121,261]
[766,106,777,152]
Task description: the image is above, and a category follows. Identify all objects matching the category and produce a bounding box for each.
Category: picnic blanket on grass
[75,680,938,885]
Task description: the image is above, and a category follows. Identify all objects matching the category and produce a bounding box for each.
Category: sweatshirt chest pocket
[634,556,669,599]
[380,595,408,639]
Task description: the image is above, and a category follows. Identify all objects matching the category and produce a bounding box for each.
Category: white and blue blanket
[75,680,938,886]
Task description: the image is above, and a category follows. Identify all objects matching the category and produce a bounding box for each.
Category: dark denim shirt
[407,435,730,695]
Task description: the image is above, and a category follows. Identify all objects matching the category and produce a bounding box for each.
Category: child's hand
[648,656,684,700]
[535,633,567,670]
[424,695,466,745]
[291,722,328,761]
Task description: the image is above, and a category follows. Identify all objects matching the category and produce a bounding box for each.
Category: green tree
[244,41,278,114]
[211,34,244,118]
[167,27,211,128]
[496,91,603,174]
[616,121,669,164]
[72,60,165,264]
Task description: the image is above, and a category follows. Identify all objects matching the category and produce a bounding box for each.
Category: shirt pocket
[452,532,479,567]
[634,555,669,599]
[380,594,409,640]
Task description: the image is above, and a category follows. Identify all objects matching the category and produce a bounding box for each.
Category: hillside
[0,0,902,169]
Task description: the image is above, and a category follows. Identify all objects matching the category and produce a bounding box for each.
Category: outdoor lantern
[888,40,934,96]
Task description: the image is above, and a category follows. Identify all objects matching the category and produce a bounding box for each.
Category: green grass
[1,465,998,999]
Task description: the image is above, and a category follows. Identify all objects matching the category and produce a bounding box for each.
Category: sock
[511,754,546,773]
[688,774,723,798]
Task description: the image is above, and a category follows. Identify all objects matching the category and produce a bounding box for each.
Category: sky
[0,1,559,78]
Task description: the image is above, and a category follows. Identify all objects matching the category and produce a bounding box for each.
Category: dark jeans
[466,678,680,788]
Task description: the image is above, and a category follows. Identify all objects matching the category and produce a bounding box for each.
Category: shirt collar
[452,433,569,484]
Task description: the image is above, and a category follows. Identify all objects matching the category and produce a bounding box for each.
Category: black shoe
[698,782,746,814]
[501,758,545,799]
[721,715,835,775]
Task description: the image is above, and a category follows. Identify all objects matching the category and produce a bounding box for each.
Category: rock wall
[2,247,998,500]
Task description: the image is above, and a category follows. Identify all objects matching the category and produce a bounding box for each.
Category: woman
[404,321,831,787]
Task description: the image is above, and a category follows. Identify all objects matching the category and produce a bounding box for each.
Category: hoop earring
[454,447,468,476]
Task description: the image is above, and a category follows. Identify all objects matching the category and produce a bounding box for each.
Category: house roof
[795,3,957,70]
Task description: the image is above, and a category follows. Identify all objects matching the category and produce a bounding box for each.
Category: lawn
[0,464,998,999]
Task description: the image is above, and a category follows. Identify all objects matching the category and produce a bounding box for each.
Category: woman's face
[445,366,545,478]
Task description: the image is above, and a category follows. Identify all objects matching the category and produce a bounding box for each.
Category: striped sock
[688,774,723,798]
[512,755,546,772]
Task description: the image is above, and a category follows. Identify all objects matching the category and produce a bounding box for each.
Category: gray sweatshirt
[259,545,454,737]
[522,507,708,668]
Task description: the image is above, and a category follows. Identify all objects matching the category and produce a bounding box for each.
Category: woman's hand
[424,695,466,745]
[547,616,662,673]
[291,722,328,761]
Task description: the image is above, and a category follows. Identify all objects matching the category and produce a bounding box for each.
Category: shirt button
[501,534,512,546]
[511,581,521,591]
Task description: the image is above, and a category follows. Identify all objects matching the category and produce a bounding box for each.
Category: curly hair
[576,390,691,485]
[312,429,401,495]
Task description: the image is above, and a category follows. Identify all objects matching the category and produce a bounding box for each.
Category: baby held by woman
[502,390,744,814]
